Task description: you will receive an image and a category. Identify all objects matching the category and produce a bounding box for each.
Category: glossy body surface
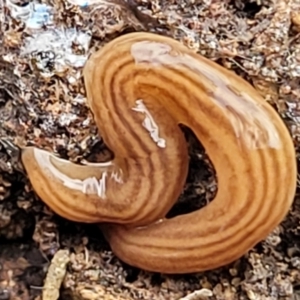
[22,32,297,274]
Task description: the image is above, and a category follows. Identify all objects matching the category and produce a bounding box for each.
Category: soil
[0,0,300,299]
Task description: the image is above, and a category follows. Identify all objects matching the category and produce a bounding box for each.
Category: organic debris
[0,0,300,299]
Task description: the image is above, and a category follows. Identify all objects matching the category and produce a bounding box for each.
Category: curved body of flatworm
[21,32,297,274]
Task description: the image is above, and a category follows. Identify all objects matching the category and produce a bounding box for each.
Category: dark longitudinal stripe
[100,55,188,222]
[110,62,159,221]
[88,52,157,223]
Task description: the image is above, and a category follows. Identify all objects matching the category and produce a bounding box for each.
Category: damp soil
[1,0,300,299]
